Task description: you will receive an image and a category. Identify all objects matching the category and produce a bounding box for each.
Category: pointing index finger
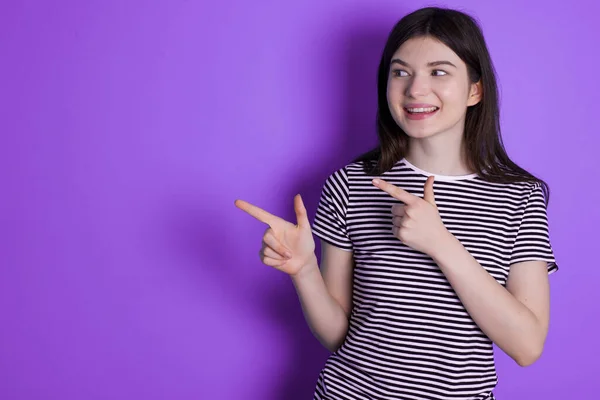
[372,178,417,204]
[234,199,280,226]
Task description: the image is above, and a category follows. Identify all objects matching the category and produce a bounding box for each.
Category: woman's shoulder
[323,160,373,180]
[460,178,544,208]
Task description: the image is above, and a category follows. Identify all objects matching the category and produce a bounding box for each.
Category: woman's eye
[393,69,409,77]
[432,70,447,76]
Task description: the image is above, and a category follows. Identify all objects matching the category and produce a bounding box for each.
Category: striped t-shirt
[311,157,558,400]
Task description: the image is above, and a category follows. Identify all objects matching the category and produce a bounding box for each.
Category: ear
[467,80,483,106]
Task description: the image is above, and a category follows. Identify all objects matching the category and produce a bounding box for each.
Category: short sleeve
[311,167,353,251]
[509,183,558,274]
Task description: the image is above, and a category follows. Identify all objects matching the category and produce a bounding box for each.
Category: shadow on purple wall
[267,20,394,400]
[164,16,399,400]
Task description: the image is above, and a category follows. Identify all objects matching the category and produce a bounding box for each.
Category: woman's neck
[406,136,473,176]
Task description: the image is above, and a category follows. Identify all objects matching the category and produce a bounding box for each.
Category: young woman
[235,6,558,400]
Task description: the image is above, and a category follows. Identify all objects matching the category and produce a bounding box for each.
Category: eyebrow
[391,59,457,68]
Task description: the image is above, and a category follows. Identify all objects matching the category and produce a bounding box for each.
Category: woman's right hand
[234,194,316,277]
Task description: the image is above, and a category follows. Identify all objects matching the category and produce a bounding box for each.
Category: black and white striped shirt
[311,158,558,400]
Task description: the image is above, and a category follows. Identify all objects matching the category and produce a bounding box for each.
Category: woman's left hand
[372,176,452,257]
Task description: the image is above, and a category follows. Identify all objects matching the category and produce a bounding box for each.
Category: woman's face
[386,36,482,140]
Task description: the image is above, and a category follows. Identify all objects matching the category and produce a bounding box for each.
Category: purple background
[1,0,598,399]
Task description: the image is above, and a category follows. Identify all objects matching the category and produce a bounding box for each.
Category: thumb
[294,194,310,228]
[423,176,437,206]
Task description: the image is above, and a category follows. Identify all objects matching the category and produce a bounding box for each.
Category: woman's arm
[235,194,353,352]
[371,177,553,366]
[291,241,354,352]
[431,233,550,367]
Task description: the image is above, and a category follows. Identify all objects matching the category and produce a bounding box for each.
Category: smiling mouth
[404,106,439,114]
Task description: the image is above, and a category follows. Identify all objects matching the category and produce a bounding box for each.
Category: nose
[405,74,430,98]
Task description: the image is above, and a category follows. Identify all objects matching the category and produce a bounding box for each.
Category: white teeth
[406,107,438,113]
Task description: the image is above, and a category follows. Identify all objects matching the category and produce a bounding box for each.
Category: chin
[393,117,438,139]
[400,126,439,139]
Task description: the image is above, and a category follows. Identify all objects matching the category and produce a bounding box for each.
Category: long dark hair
[354,7,550,204]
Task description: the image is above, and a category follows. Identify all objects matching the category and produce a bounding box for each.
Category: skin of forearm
[431,233,545,366]
[291,256,349,352]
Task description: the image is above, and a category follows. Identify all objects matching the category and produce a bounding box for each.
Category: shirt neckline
[400,158,479,181]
